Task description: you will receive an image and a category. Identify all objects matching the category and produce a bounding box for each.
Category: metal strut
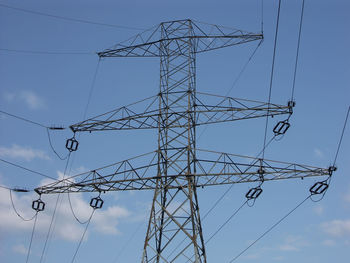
[34,19,334,263]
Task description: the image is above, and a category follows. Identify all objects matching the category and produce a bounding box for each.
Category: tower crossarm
[34,149,331,195]
[193,149,331,187]
[35,151,159,194]
[97,20,262,58]
[70,95,160,132]
[70,92,292,132]
[195,92,293,126]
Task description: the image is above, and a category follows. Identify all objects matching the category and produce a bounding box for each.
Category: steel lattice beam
[35,149,330,194]
[70,92,292,132]
[35,19,332,263]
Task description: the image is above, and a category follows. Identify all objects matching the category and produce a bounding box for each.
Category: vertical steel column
[142,20,206,263]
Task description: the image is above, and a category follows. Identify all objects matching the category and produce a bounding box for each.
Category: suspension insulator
[246,187,263,200]
[309,181,329,195]
[90,196,104,209]
[66,137,79,152]
[32,198,45,212]
[328,166,337,176]
[273,120,290,135]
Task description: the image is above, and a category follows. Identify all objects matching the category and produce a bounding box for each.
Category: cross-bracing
[35,19,332,262]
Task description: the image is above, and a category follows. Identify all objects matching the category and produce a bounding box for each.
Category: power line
[333,106,350,166]
[205,200,247,244]
[0,110,47,128]
[39,194,61,263]
[70,209,95,263]
[64,58,101,224]
[0,3,144,30]
[0,184,11,190]
[46,128,69,160]
[1,109,66,130]
[261,0,264,33]
[82,58,101,120]
[167,136,276,261]
[228,195,311,262]
[291,0,306,101]
[9,189,38,221]
[67,192,93,224]
[198,40,263,141]
[0,158,56,180]
[1,109,70,160]
[225,40,263,97]
[26,213,38,263]
[184,200,249,263]
[39,153,71,263]
[112,220,145,263]
[0,48,93,55]
[262,0,282,160]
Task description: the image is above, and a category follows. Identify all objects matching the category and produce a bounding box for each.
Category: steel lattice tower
[36,20,333,262]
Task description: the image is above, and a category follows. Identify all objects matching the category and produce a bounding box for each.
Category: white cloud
[0,172,131,242]
[3,92,15,102]
[278,235,309,252]
[0,144,50,161]
[313,205,324,216]
[321,219,350,237]
[344,187,350,204]
[279,244,299,251]
[322,239,336,247]
[2,90,45,110]
[313,148,325,159]
[242,253,260,260]
[12,244,28,255]
[92,206,130,235]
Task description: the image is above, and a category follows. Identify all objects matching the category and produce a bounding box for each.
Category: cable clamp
[287,100,296,114]
[328,166,337,176]
[288,100,296,108]
[246,187,263,200]
[32,197,45,212]
[309,181,329,195]
[90,196,104,209]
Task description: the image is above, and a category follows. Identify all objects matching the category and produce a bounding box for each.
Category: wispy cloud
[3,90,45,110]
[322,239,336,247]
[242,253,260,260]
[313,148,325,159]
[12,244,28,255]
[344,187,350,203]
[278,235,309,252]
[321,219,350,237]
[0,144,50,161]
[313,204,324,216]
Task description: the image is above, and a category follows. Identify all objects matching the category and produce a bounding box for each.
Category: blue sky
[0,0,349,262]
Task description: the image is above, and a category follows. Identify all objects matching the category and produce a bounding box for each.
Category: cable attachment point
[32,197,45,212]
[273,120,290,135]
[66,135,79,152]
[257,163,265,183]
[288,100,296,114]
[90,196,104,209]
[246,187,263,200]
[328,166,337,176]
[309,181,329,195]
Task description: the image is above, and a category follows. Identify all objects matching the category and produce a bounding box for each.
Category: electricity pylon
[35,20,332,262]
